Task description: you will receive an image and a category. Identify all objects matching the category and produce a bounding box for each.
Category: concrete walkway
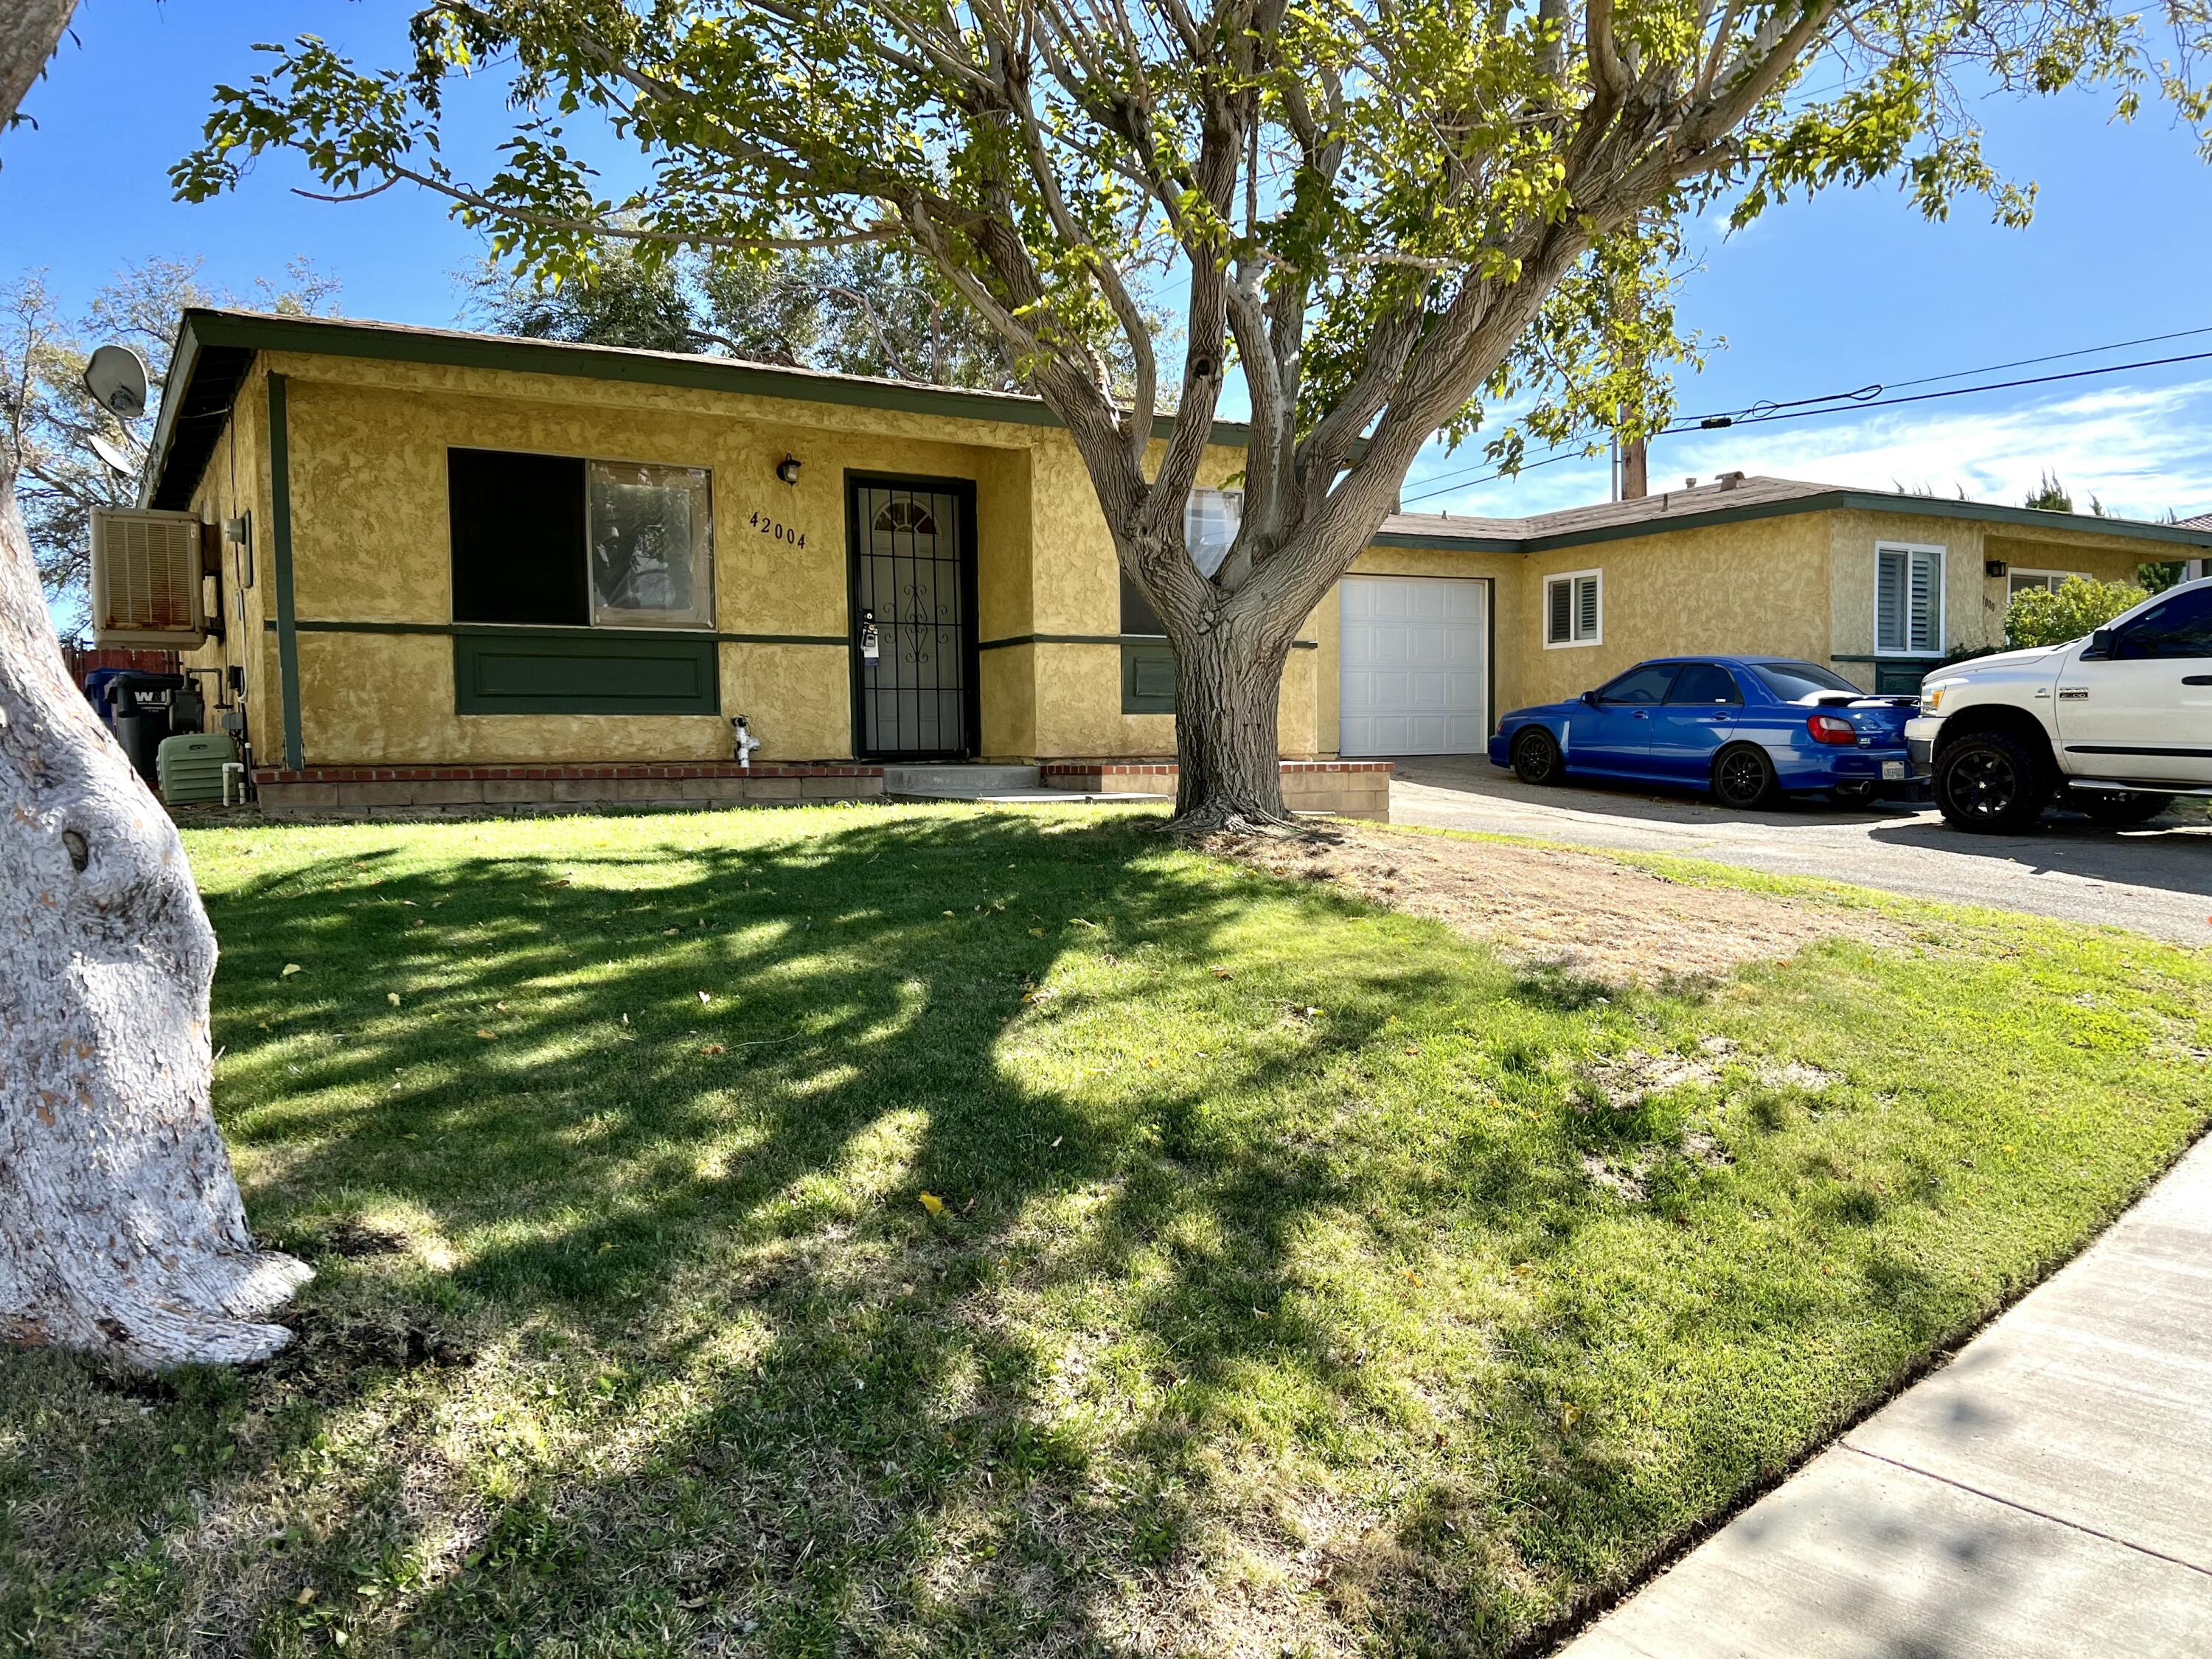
[1562,1133,2212,1658]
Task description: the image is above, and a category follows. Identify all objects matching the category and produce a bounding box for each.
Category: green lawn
[4,804,2208,1656]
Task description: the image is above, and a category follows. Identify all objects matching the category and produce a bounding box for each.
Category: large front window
[450,448,715,630]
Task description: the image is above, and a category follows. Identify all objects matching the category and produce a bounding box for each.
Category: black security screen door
[848,476,979,759]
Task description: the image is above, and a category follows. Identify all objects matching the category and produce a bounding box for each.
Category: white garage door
[1338,576,1489,757]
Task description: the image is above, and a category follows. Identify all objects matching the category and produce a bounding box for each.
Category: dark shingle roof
[1374,475,2212,554]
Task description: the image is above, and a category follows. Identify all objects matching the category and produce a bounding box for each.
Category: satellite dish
[83,344,150,420]
[87,434,135,478]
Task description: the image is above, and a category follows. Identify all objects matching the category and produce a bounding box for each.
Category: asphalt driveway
[1387,756,2212,946]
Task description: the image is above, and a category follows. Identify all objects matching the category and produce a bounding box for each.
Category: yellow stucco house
[142,310,2212,817]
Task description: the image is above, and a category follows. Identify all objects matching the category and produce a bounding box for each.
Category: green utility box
[156,731,240,805]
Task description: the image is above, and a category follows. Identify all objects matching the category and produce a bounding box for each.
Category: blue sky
[8,0,2211,523]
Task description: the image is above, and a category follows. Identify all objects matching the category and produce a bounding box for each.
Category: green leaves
[167,0,2211,647]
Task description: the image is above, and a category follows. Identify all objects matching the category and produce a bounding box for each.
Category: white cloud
[1402,379,2212,524]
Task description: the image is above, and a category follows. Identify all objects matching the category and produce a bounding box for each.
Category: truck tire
[2073,789,2174,826]
[1934,729,2051,832]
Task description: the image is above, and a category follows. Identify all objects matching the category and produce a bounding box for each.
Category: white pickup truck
[1907,574,2212,832]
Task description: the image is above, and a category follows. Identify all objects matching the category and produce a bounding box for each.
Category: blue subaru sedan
[1486,657,1919,808]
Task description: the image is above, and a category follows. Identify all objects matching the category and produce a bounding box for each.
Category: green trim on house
[1121,644,1178,713]
[145,308,1253,510]
[453,630,721,716]
[265,619,848,647]
[267,372,304,771]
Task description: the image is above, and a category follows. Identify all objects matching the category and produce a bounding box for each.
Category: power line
[1681,346,2212,432]
[1680,321,2212,429]
[1398,324,2212,507]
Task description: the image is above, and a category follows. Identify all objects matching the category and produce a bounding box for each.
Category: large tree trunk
[0,473,310,1368]
[1168,611,1298,832]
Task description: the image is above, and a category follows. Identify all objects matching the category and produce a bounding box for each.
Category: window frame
[446,445,719,634]
[1543,568,1604,650]
[1874,541,1946,658]
[2006,567,2089,599]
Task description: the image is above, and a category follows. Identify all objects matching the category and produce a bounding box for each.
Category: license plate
[1881,761,1905,780]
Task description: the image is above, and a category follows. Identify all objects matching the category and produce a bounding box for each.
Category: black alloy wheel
[1512,726,1564,786]
[1933,730,2050,832]
[1711,744,1780,810]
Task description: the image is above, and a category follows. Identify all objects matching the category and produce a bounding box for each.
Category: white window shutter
[1909,552,1938,653]
[1876,549,1905,653]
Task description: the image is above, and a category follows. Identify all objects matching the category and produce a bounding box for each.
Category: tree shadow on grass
[0,808,2045,1656]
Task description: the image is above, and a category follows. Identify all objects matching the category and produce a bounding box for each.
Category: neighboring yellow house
[142,310,2212,815]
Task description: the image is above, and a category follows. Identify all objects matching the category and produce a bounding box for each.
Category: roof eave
[1373,487,2212,555]
[141,308,1254,507]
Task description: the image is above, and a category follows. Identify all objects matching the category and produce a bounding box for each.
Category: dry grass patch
[1212,822,1908,987]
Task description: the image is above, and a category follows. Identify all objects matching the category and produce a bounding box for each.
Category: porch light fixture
[774,453,802,485]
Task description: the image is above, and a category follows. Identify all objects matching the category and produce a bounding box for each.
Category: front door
[848,476,979,759]
[2055,583,2212,784]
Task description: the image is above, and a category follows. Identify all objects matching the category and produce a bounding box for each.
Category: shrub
[2005,575,2146,648]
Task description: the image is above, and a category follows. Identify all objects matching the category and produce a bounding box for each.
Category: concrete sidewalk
[1562,1133,2212,1658]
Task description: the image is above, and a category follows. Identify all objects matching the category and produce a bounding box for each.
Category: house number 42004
[749,510,807,548]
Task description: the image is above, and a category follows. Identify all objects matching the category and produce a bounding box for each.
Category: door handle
[2184,675,2212,686]
[1632,710,1651,720]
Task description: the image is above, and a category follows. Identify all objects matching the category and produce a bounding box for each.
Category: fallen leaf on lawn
[620,1013,630,1026]
[280,964,303,978]
[663,927,681,936]
[387,992,401,1006]
[961,1197,976,1214]
[697,990,712,1004]
[1559,1402,1582,1429]
[476,1029,496,1040]
[1211,966,1234,979]
[1050,1135,1062,1148]
[1405,1270,1425,1287]
[1029,928,1046,938]
[495,1001,508,1012]
[1071,917,1099,929]
[400,900,417,907]
[295,1587,316,1607]
[700,1043,726,1056]
[919,1192,946,1217]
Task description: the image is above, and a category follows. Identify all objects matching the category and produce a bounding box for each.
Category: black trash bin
[106,672,185,787]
